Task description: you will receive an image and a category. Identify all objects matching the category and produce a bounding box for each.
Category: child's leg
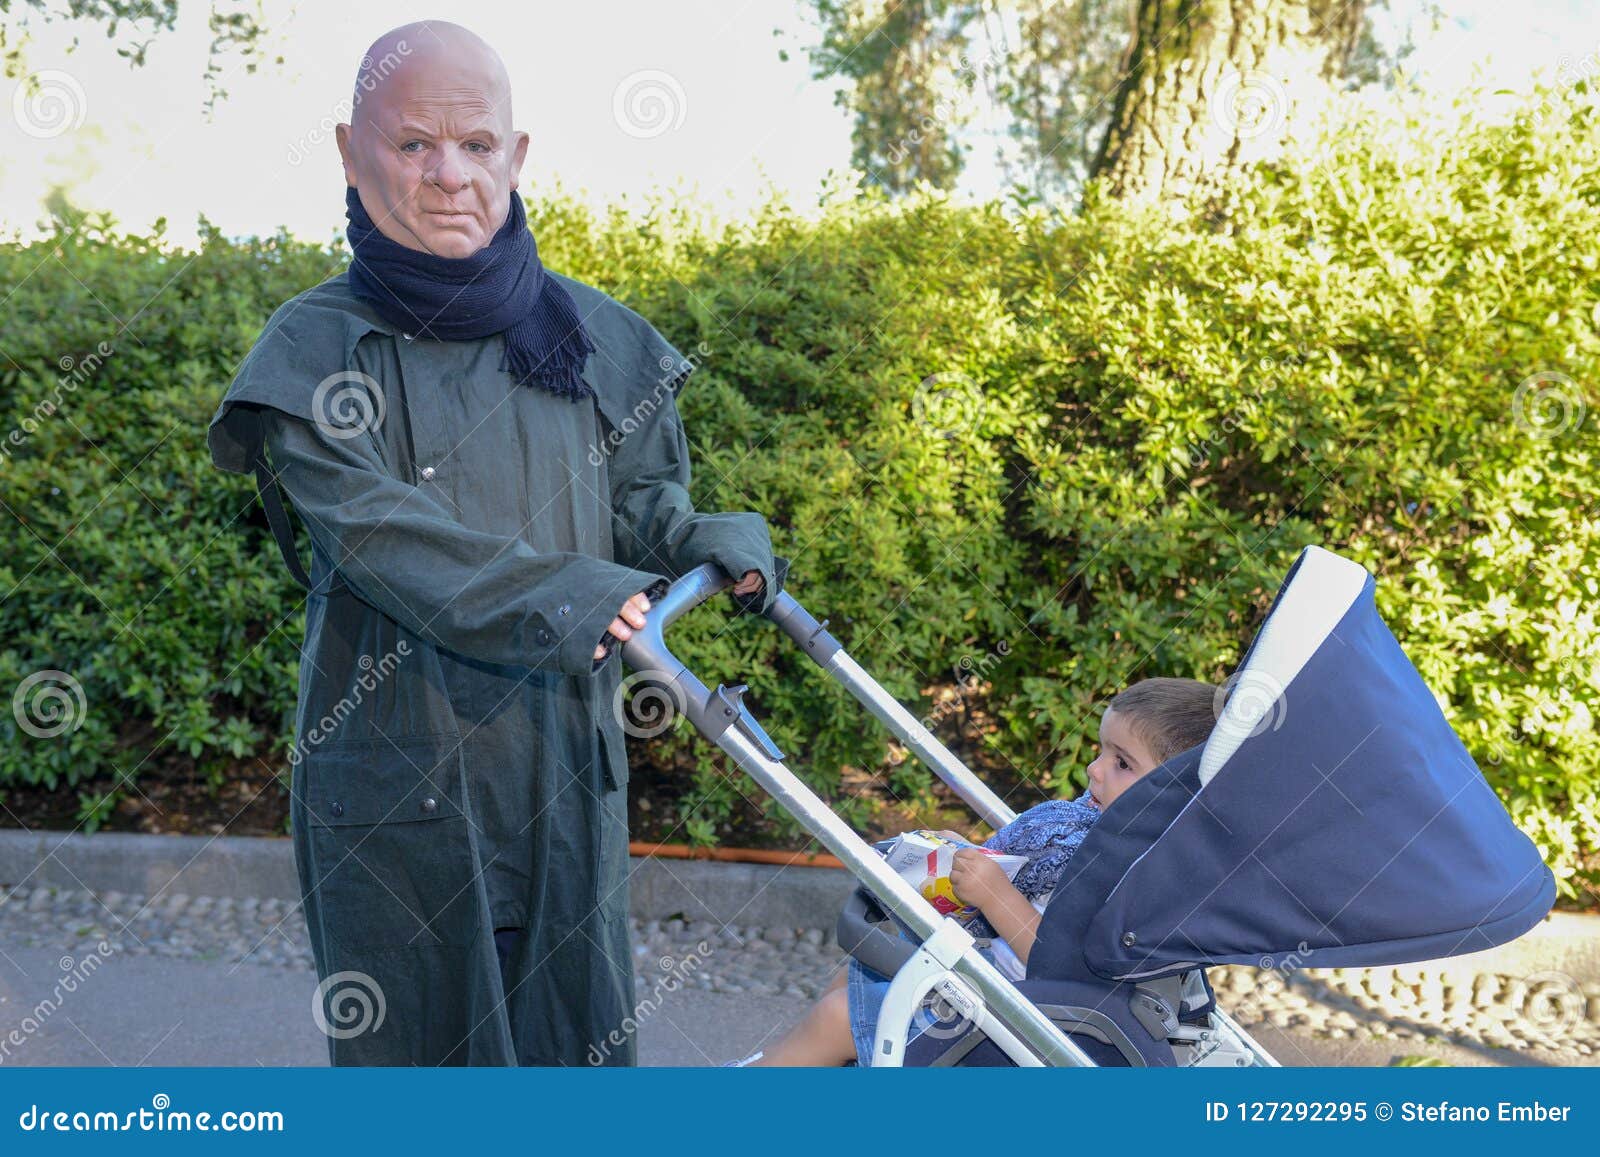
[749,969,858,1067]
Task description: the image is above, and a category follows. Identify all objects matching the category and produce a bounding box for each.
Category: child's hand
[948,847,1011,910]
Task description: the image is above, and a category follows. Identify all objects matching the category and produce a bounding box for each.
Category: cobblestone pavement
[3,884,1595,1063]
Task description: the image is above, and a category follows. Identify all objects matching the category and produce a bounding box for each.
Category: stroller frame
[620,563,1279,1068]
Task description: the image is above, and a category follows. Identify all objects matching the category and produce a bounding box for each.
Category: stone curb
[1,829,1593,986]
[0,829,853,932]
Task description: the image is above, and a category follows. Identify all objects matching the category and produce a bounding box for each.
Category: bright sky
[0,0,1594,247]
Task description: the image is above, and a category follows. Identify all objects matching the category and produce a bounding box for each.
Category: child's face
[1086,708,1162,810]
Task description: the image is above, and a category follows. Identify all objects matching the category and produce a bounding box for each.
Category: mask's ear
[508,129,530,191]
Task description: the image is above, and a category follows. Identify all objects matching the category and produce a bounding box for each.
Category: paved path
[1,884,1594,1068]
[0,945,1575,1069]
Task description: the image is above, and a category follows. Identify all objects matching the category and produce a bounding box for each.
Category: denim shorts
[845,928,1000,1067]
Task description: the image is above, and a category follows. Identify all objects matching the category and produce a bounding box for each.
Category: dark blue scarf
[344,186,596,401]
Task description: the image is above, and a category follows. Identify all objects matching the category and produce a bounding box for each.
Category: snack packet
[880,829,1029,920]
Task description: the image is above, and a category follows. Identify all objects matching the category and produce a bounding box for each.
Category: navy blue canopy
[1030,545,1555,984]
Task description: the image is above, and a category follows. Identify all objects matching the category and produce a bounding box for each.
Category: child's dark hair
[1106,677,1219,765]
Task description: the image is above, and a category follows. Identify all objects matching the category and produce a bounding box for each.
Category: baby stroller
[618,545,1556,1066]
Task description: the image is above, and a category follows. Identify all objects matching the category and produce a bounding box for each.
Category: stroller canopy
[1071,545,1555,981]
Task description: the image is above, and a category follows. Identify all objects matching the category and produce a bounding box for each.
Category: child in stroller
[743,676,1220,1067]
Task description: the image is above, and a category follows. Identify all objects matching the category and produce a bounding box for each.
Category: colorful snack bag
[880,829,1029,920]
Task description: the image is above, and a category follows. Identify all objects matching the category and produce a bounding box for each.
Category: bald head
[351,22,512,128]
[336,21,529,258]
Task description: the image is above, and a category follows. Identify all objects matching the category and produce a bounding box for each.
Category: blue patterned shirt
[963,792,1100,940]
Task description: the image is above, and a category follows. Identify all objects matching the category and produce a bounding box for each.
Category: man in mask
[207,20,782,1065]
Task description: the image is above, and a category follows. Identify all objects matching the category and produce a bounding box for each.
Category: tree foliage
[0,84,1594,901]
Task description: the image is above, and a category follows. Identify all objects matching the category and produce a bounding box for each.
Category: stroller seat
[618,545,1557,1067]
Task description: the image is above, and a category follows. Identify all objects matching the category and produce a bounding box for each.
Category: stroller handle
[622,562,1018,830]
[619,562,1094,1067]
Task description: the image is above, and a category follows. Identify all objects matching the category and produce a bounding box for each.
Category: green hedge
[0,85,1595,897]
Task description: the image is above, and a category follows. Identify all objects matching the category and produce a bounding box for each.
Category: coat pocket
[301,734,480,952]
[594,723,632,912]
[595,720,630,794]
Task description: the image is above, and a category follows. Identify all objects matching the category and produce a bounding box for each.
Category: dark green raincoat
[207,270,778,1066]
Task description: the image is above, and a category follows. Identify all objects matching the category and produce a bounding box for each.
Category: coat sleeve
[260,406,670,675]
[604,380,784,616]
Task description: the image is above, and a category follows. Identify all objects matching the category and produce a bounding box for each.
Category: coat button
[330,801,344,818]
[420,797,438,813]
[1122,931,1137,947]
[535,628,552,645]
[419,465,436,481]
[558,603,571,616]
[402,332,414,341]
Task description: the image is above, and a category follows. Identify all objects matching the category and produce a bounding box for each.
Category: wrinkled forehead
[352,40,511,133]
